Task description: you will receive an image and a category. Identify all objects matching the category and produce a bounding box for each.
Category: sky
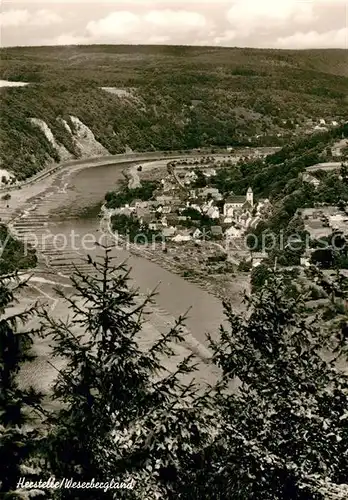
[0,0,347,49]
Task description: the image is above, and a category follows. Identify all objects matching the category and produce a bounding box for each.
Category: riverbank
[117,159,250,305]
[2,146,279,216]
[4,149,249,324]
[100,203,249,308]
[3,154,233,399]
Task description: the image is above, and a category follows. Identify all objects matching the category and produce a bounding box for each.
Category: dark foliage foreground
[0,249,347,499]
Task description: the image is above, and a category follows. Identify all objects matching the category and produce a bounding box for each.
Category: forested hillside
[211,121,347,228]
[1,45,348,179]
[213,122,348,198]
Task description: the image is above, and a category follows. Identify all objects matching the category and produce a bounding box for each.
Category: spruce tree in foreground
[198,273,348,500]
[0,274,43,496]
[42,247,217,499]
[40,251,348,499]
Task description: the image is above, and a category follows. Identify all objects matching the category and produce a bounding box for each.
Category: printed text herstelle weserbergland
[16,476,136,492]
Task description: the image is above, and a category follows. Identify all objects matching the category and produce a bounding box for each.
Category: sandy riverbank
[4,156,232,399]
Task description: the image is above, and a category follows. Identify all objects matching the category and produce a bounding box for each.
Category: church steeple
[246,187,254,207]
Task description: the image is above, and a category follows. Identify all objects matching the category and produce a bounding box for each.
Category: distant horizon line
[1,43,347,51]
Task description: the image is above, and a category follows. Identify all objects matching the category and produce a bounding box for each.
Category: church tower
[246,187,254,207]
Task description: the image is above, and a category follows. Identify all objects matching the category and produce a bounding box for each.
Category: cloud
[147,35,171,44]
[0,9,62,28]
[85,9,208,43]
[145,10,207,30]
[2,1,346,48]
[214,30,237,45]
[275,28,348,49]
[34,10,63,27]
[0,9,28,27]
[86,11,140,38]
[48,33,90,46]
[227,0,316,36]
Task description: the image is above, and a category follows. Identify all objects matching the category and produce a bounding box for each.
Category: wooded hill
[1,45,348,178]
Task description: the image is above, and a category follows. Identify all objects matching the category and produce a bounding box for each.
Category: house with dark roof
[210,226,223,238]
[198,187,222,200]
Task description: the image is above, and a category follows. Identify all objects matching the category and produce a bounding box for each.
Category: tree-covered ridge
[212,122,348,199]
[1,45,347,178]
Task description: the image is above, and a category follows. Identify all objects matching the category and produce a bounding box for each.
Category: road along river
[7,148,277,391]
[5,153,257,394]
[9,159,228,335]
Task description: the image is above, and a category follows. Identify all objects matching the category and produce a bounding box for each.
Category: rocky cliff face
[68,116,109,157]
[30,116,110,166]
[30,118,73,162]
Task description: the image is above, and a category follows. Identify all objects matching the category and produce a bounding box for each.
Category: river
[13,158,235,395]
[49,161,226,345]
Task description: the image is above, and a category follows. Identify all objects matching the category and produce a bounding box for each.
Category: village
[104,133,348,301]
[108,154,273,260]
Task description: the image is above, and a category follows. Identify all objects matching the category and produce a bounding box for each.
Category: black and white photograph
[0,1,347,498]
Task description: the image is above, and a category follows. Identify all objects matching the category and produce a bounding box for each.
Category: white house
[130,200,149,209]
[186,203,202,213]
[223,216,233,224]
[302,173,320,189]
[225,226,243,239]
[239,213,252,229]
[149,220,161,231]
[249,216,261,229]
[252,252,268,268]
[162,226,177,238]
[332,138,348,157]
[314,125,328,132]
[300,256,311,267]
[184,171,198,185]
[329,214,348,232]
[156,195,177,204]
[0,169,15,186]
[162,180,176,192]
[206,206,220,220]
[203,168,217,178]
[173,232,192,243]
[118,207,132,217]
[256,198,271,215]
[202,199,214,210]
